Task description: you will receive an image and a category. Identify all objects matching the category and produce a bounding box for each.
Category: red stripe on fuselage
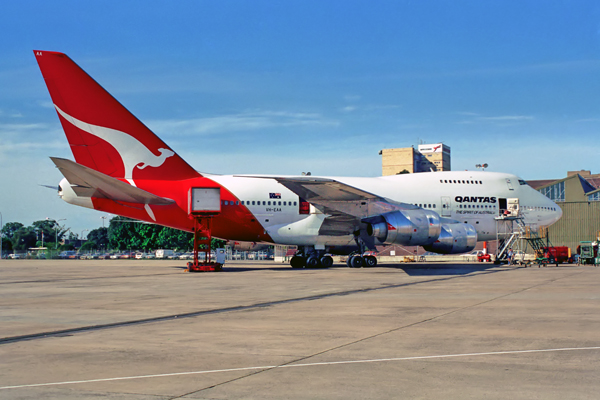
[92,176,273,243]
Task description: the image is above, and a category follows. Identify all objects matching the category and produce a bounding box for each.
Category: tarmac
[0,259,598,399]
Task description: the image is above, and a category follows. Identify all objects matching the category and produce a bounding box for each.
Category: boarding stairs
[495,216,524,263]
[495,213,550,264]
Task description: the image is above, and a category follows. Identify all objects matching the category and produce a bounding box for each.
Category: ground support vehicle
[477,252,492,262]
[531,246,570,267]
[578,241,597,266]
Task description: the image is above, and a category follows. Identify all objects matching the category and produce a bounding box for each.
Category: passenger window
[293,201,297,206]
[263,201,266,205]
[278,201,282,206]
[252,201,255,205]
[268,201,271,205]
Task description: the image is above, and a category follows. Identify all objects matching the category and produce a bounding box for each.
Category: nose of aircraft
[549,202,563,225]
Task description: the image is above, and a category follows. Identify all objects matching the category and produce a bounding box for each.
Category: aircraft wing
[51,157,175,206]
[268,177,416,236]
[271,177,382,202]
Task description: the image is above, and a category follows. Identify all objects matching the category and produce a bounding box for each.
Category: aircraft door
[498,198,507,216]
[506,178,514,191]
[441,196,451,217]
[507,198,520,217]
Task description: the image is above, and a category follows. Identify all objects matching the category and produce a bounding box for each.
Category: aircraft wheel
[290,255,306,269]
[320,256,334,268]
[306,256,321,268]
[349,255,364,268]
[364,255,377,267]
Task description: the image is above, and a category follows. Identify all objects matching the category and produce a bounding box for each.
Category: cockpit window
[518,179,528,186]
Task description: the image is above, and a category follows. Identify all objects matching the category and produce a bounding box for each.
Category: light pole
[101,216,107,228]
[46,218,66,250]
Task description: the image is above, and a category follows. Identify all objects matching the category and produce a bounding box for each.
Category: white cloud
[0,140,64,153]
[453,111,481,116]
[455,114,534,125]
[478,115,534,121]
[344,94,361,102]
[147,110,339,136]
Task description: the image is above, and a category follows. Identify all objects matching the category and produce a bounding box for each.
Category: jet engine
[422,222,477,254]
[365,209,441,246]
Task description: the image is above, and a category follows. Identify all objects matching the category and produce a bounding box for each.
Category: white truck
[155,249,174,259]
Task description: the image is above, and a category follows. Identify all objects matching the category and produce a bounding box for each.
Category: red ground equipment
[478,242,492,262]
[539,246,570,266]
[477,252,491,262]
[187,188,223,272]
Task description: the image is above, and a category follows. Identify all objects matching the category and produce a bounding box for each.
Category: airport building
[380,143,451,175]
[529,170,600,251]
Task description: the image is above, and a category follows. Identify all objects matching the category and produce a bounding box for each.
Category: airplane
[33,50,562,269]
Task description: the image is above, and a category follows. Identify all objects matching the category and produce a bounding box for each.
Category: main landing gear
[290,252,334,269]
[346,254,378,268]
[288,246,378,269]
[344,231,378,268]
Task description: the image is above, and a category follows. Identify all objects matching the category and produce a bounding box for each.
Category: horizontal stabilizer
[51,157,175,206]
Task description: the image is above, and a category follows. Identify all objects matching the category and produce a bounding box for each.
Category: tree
[11,227,37,251]
[1,237,12,252]
[108,217,137,250]
[67,231,78,241]
[136,223,162,250]
[87,227,109,250]
[32,220,59,242]
[80,241,93,251]
[2,222,24,241]
[31,219,69,247]
[157,227,193,250]
[58,243,75,251]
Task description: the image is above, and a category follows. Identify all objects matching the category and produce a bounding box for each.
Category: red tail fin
[34,50,200,184]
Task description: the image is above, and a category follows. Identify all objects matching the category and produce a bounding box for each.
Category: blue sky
[1,0,600,236]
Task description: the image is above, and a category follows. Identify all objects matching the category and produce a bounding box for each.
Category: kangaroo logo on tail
[55,105,175,221]
[55,105,174,187]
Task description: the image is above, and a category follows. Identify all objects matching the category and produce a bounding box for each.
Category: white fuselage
[208,170,562,247]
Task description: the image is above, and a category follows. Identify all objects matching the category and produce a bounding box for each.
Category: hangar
[529,170,600,251]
